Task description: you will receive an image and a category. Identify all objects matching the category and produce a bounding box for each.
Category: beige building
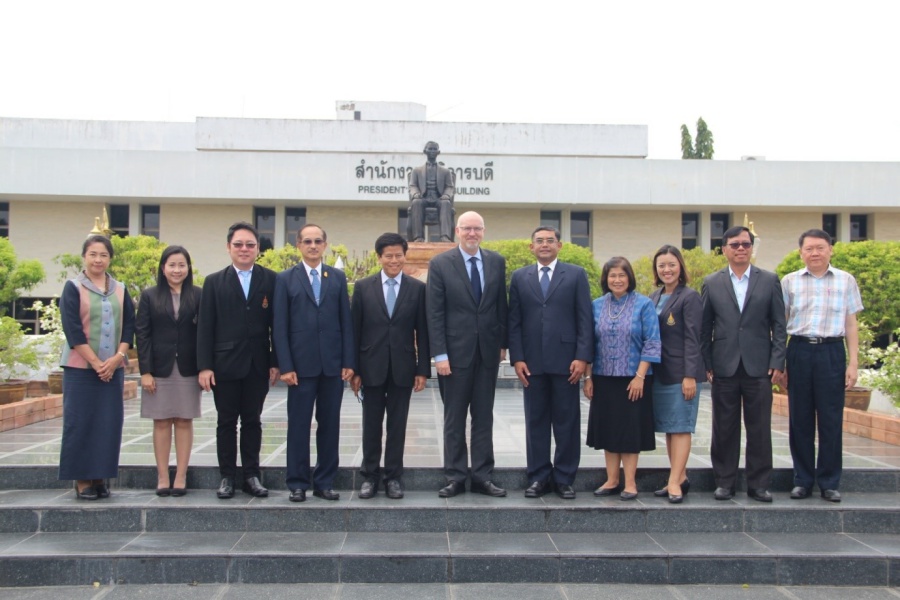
[2,101,899,325]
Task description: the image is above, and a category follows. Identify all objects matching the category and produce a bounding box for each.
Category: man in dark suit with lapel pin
[701,226,787,503]
[427,211,509,498]
[273,224,355,503]
[508,226,593,499]
[350,232,430,499]
[197,222,279,500]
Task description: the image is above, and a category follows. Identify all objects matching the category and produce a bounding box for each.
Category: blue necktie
[469,256,482,305]
[238,270,250,299]
[386,278,397,317]
[540,266,550,299]
[311,268,321,305]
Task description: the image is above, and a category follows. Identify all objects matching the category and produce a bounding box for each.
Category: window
[570,212,591,248]
[108,204,129,237]
[540,211,561,231]
[254,207,275,253]
[285,207,307,247]
[10,297,53,334]
[682,212,700,249]
[850,214,868,242]
[141,205,160,239]
[822,214,838,242]
[0,202,8,237]
[710,213,730,251]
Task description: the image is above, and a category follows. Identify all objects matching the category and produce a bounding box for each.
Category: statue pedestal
[404,242,456,282]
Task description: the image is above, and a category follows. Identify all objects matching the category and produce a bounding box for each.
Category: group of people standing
[57,215,862,506]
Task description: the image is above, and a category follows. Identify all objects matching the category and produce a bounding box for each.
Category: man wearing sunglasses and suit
[701,226,786,503]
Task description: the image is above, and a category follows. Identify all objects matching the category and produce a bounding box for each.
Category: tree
[681,117,715,159]
[481,239,604,299]
[632,247,728,296]
[0,238,45,316]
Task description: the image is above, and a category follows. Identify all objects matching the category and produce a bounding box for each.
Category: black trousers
[360,376,413,484]
[787,340,845,490]
[212,374,269,480]
[439,345,499,484]
[710,361,773,490]
[523,373,581,486]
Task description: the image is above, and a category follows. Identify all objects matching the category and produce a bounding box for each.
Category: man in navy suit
[508,226,593,499]
[197,222,279,500]
[350,232,430,499]
[273,224,355,502]
[427,211,508,498]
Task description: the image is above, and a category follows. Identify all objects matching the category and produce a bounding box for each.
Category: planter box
[0,380,138,433]
[774,392,900,447]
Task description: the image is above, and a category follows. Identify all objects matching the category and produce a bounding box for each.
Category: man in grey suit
[407,141,455,242]
[427,211,508,497]
[508,226,593,499]
[701,226,787,502]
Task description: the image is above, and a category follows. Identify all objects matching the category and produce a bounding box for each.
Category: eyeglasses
[458,226,484,233]
[231,242,258,249]
[533,237,559,245]
[726,241,753,250]
[301,238,325,246]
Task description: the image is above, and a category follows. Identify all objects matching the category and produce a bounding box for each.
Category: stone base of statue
[403,242,456,282]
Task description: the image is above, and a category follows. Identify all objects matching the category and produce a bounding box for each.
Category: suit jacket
[426,247,508,369]
[351,272,430,387]
[196,264,276,381]
[136,285,202,378]
[272,262,355,378]
[507,261,593,375]
[408,163,455,202]
[701,266,787,378]
[649,284,707,385]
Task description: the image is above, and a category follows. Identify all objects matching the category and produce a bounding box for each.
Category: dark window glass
[141,205,160,239]
[254,207,275,253]
[540,211,562,231]
[0,202,8,237]
[108,204,129,237]
[285,207,307,247]
[822,214,838,241]
[850,214,868,242]
[571,212,591,248]
[710,213,730,251]
[682,212,699,250]
[398,209,409,241]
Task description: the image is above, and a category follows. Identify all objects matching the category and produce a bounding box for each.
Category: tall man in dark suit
[197,222,279,500]
[350,232,430,499]
[701,226,787,502]
[508,226,593,500]
[427,211,508,497]
[273,224,355,503]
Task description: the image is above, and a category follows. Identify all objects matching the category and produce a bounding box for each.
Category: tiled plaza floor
[2,382,899,470]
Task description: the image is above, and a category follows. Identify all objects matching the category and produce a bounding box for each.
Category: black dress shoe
[289,489,306,503]
[216,477,235,499]
[156,487,171,497]
[790,486,811,499]
[555,484,576,500]
[668,493,683,504]
[821,489,842,503]
[619,490,638,501]
[242,477,269,497]
[170,488,187,497]
[524,481,550,498]
[714,487,735,500]
[313,489,340,501]
[472,481,507,497]
[653,486,668,497]
[593,484,622,497]
[385,479,404,499]
[439,481,465,498]
[359,480,377,499]
[75,484,98,501]
[654,479,689,498]
[94,481,110,499]
[747,488,773,503]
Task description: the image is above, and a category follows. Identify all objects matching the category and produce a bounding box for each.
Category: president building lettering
[355,159,493,196]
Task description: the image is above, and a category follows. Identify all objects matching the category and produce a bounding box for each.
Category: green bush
[258,243,377,285]
[0,238,45,315]
[633,247,728,296]
[776,241,900,337]
[482,240,603,298]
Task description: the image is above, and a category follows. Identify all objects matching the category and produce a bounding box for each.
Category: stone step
[0,530,897,587]
[1,490,897,535]
[3,466,900,494]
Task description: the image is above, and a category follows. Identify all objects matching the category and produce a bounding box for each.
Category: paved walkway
[2,383,899,470]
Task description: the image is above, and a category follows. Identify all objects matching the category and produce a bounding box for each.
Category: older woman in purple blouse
[584,257,661,500]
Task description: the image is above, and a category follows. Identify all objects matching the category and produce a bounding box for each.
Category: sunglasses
[231,242,258,249]
[726,242,753,250]
[302,238,326,246]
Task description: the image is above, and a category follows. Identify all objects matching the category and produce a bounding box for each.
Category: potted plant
[0,316,40,405]
[846,321,876,411]
[31,299,67,394]
[861,328,900,410]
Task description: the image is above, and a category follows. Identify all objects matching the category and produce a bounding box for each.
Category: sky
[2,0,898,161]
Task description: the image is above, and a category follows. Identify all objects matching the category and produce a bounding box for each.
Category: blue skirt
[58,367,124,481]
[652,380,700,434]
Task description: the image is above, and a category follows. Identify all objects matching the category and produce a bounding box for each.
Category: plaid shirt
[781,265,863,338]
